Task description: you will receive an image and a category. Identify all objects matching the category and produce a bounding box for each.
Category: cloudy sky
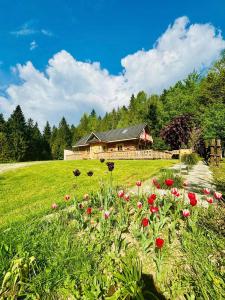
[0,0,225,128]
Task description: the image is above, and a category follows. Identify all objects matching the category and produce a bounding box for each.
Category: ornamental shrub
[181,153,199,166]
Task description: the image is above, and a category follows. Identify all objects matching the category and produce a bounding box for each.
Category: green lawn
[211,160,225,193]
[0,159,176,228]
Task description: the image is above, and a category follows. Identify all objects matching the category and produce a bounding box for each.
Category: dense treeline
[0,55,225,162]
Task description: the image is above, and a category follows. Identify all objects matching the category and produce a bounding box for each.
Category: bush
[181,153,199,166]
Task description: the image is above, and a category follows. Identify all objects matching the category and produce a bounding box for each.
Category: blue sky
[0,0,225,127]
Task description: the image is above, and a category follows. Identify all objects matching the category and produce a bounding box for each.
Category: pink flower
[124,193,130,201]
[207,198,213,204]
[64,194,71,201]
[104,211,110,219]
[150,206,159,213]
[214,192,222,200]
[51,203,58,209]
[182,209,190,217]
[137,201,142,209]
[118,190,124,198]
[136,181,142,187]
[175,192,180,197]
[203,188,210,195]
[83,194,89,200]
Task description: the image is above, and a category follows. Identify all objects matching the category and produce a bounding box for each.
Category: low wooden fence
[64,149,172,160]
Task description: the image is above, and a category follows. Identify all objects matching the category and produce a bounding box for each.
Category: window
[117,144,123,151]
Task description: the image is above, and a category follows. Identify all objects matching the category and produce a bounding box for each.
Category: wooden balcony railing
[64,149,172,160]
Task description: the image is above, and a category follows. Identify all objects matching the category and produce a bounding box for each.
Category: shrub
[181,153,199,166]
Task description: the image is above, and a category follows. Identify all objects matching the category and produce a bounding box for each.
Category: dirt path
[0,161,50,174]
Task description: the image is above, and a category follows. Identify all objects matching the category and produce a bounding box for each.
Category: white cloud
[11,22,53,37]
[30,40,38,50]
[2,16,225,128]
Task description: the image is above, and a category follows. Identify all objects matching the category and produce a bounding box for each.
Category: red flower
[188,192,196,201]
[156,183,161,189]
[137,201,142,209]
[118,190,124,198]
[203,188,210,195]
[207,198,213,204]
[78,203,83,209]
[142,218,149,227]
[150,206,159,213]
[171,188,178,195]
[64,194,71,201]
[136,181,142,187]
[165,179,174,187]
[148,193,157,205]
[124,193,130,201]
[86,207,92,215]
[155,237,164,249]
[214,192,222,200]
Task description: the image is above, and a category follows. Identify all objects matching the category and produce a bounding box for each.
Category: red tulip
[214,192,222,200]
[118,190,125,198]
[182,209,190,217]
[136,181,142,187]
[148,193,157,205]
[165,179,174,187]
[142,218,149,227]
[86,207,92,215]
[188,192,196,201]
[124,193,130,201]
[51,203,58,209]
[207,198,213,204]
[150,206,159,213]
[203,188,210,195]
[64,194,71,201]
[137,201,142,209]
[155,237,164,249]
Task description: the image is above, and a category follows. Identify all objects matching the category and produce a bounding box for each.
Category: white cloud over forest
[2,16,225,127]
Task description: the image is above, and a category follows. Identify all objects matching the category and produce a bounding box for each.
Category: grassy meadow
[0,159,176,228]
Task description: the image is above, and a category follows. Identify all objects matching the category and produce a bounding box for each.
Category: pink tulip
[124,193,130,201]
[104,211,110,219]
[203,188,210,195]
[214,192,222,200]
[137,201,142,209]
[118,190,125,198]
[51,203,58,209]
[182,209,190,217]
[171,188,178,195]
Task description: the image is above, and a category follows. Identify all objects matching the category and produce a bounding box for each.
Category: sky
[0,0,225,128]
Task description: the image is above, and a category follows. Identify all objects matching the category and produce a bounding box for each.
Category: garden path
[0,161,51,174]
[129,161,215,197]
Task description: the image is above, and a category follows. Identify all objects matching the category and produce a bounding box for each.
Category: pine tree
[7,105,28,161]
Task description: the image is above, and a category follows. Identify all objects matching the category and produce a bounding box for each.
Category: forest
[0,54,225,162]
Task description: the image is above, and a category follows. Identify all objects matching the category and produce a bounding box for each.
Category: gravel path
[0,161,50,174]
[129,161,215,196]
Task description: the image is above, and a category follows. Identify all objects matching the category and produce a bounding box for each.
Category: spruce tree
[7,105,28,161]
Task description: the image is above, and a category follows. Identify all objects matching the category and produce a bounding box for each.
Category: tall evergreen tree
[7,105,28,161]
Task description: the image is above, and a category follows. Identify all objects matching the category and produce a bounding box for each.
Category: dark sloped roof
[73,123,147,147]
